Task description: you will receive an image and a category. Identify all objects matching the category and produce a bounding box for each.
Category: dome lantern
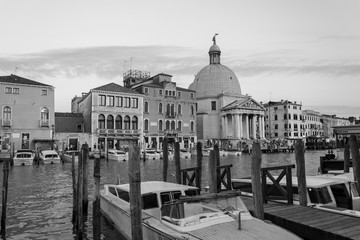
[209,34,221,64]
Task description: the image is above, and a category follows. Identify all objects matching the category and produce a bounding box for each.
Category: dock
[241,196,360,240]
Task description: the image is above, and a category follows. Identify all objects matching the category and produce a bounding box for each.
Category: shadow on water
[0,150,327,239]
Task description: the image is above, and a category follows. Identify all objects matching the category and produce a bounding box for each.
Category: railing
[39,119,49,127]
[1,119,12,127]
[96,129,140,135]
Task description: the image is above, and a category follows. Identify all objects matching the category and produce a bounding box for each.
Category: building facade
[72,82,144,152]
[124,70,197,150]
[264,100,304,144]
[0,75,55,153]
[188,36,265,148]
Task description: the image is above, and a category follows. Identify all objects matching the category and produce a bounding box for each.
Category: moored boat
[100,181,302,239]
[108,149,128,161]
[39,150,61,164]
[13,150,35,166]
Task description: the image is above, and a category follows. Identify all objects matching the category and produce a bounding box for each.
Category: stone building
[264,100,304,144]
[188,36,265,148]
[71,82,143,152]
[124,70,197,150]
[0,75,55,153]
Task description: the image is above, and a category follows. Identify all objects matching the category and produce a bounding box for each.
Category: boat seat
[184,203,203,217]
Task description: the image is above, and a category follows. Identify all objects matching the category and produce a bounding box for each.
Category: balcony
[1,119,12,127]
[40,119,50,127]
[96,128,140,136]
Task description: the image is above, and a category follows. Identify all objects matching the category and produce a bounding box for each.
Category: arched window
[166,120,170,130]
[275,124,278,129]
[107,115,114,129]
[132,116,138,130]
[171,120,176,130]
[288,114,291,120]
[144,102,149,113]
[294,114,298,120]
[115,115,122,129]
[144,119,149,131]
[171,104,175,116]
[284,114,287,120]
[124,116,130,129]
[177,120,182,131]
[274,115,278,121]
[159,120,163,131]
[3,106,11,119]
[158,103,163,114]
[190,121,195,132]
[41,107,49,122]
[191,105,194,115]
[98,114,105,129]
[166,104,171,116]
[178,104,182,115]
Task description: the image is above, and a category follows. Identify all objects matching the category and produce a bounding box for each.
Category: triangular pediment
[222,98,265,111]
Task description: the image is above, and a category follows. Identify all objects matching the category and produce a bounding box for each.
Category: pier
[242,196,360,240]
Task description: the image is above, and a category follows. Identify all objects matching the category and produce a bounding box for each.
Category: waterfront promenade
[0,150,327,239]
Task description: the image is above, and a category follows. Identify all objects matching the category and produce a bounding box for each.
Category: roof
[0,74,52,87]
[333,124,360,134]
[55,112,83,118]
[93,82,141,95]
[108,181,198,195]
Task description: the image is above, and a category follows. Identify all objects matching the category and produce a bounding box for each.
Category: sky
[1,0,359,118]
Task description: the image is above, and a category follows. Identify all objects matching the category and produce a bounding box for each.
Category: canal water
[0,150,327,239]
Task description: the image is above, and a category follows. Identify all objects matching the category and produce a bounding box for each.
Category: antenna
[130,57,134,70]
[123,60,127,74]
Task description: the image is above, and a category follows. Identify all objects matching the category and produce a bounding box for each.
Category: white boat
[39,150,61,164]
[225,149,242,156]
[62,150,79,163]
[100,181,301,240]
[232,173,360,217]
[13,150,35,166]
[140,149,161,160]
[180,149,191,159]
[108,149,128,161]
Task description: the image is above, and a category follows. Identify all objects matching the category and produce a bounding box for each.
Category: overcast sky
[1,0,359,118]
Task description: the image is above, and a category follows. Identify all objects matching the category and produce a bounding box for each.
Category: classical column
[252,115,256,139]
[245,114,249,139]
[224,115,228,138]
[239,114,243,138]
[234,114,240,139]
[221,116,225,138]
[261,115,265,139]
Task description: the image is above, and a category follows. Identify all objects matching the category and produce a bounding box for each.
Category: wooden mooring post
[1,159,9,238]
[174,142,181,184]
[349,134,360,187]
[344,144,350,173]
[208,150,217,193]
[129,144,143,240]
[77,145,84,239]
[196,142,203,189]
[93,153,101,240]
[295,139,307,206]
[251,142,264,220]
[82,144,89,215]
[71,152,77,225]
[162,137,169,182]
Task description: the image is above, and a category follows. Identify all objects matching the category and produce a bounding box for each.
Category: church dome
[189,38,242,98]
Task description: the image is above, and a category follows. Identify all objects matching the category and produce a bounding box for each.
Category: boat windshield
[308,187,332,204]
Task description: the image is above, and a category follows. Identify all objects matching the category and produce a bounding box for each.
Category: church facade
[188,36,265,147]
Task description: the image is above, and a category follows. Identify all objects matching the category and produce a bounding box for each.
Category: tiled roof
[0,74,52,87]
[93,82,141,95]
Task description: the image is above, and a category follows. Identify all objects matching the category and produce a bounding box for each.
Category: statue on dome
[212,33,219,44]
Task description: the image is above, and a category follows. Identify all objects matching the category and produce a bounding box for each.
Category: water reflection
[0,150,327,239]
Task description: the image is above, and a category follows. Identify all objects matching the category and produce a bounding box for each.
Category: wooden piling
[196,142,202,190]
[10,142,14,166]
[208,150,217,194]
[162,137,169,182]
[349,134,360,186]
[71,152,77,225]
[129,144,143,240]
[93,154,101,240]
[1,159,9,238]
[214,144,221,192]
[295,139,307,206]
[82,144,89,215]
[77,146,84,238]
[251,142,264,220]
[174,142,181,184]
[344,144,350,173]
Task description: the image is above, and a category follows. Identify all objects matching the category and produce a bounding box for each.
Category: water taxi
[100,181,301,239]
[13,150,35,166]
[39,150,61,164]
[232,174,360,217]
[108,149,128,161]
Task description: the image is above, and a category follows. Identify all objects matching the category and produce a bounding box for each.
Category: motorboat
[108,149,128,161]
[39,150,61,164]
[13,150,35,166]
[140,149,161,160]
[232,173,360,217]
[100,181,301,240]
[180,149,191,159]
[61,150,79,163]
[225,149,242,156]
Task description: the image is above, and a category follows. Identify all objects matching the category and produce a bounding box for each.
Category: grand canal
[0,150,327,239]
